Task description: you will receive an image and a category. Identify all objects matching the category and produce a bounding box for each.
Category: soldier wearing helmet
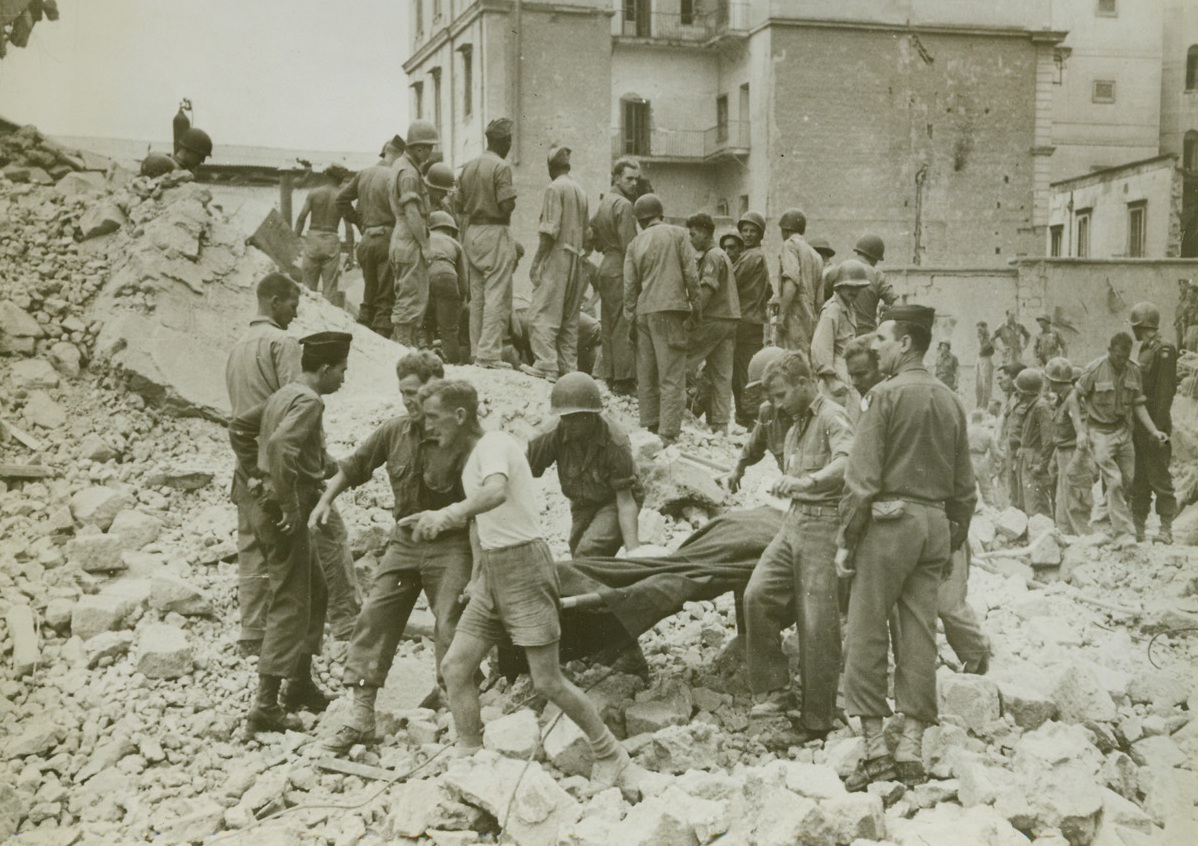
[140,126,214,178]
[733,210,772,427]
[389,120,441,346]
[1012,369,1054,517]
[684,212,741,433]
[590,157,642,395]
[1033,314,1067,366]
[423,210,470,364]
[423,162,457,215]
[719,231,744,264]
[1044,356,1095,535]
[527,372,643,557]
[624,194,700,446]
[725,346,790,493]
[521,144,590,382]
[848,235,897,337]
[811,259,871,408]
[1129,301,1178,543]
[295,165,355,309]
[777,208,823,353]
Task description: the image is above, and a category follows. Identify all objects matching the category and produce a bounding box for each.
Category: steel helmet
[719,230,744,248]
[1129,301,1161,329]
[808,236,835,259]
[549,372,603,416]
[778,208,806,234]
[178,127,213,158]
[1014,369,1045,395]
[1044,357,1073,383]
[406,120,441,147]
[424,162,455,192]
[834,259,871,289]
[429,210,458,234]
[1072,366,1084,381]
[633,193,664,221]
[853,234,885,263]
[746,346,787,389]
[737,211,766,235]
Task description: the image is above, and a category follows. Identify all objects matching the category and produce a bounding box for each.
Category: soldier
[295,165,354,308]
[998,363,1028,510]
[777,209,822,352]
[1075,332,1169,549]
[726,346,790,491]
[528,373,641,557]
[624,194,699,446]
[140,127,213,178]
[390,120,439,347]
[837,305,975,790]
[1014,369,1054,518]
[337,136,404,338]
[225,275,359,654]
[524,145,589,380]
[1045,357,1094,535]
[417,211,470,365]
[229,332,353,738]
[994,310,1030,366]
[459,119,519,369]
[744,352,853,743]
[1033,315,1067,365]
[809,237,837,305]
[719,231,744,264]
[967,410,999,507]
[733,212,772,428]
[411,381,633,787]
[590,157,641,395]
[1129,302,1178,544]
[976,321,995,410]
[848,235,897,337]
[844,335,882,400]
[685,212,740,433]
[811,260,869,406]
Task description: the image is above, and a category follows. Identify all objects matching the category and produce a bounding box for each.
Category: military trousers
[568,500,623,558]
[975,356,994,410]
[342,527,473,690]
[937,545,989,666]
[844,500,949,726]
[744,506,841,731]
[1131,427,1176,530]
[1090,426,1135,539]
[686,317,737,429]
[301,231,343,306]
[528,249,586,377]
[356,229,394,337]
[1057,446,1095,535]
[635,311,689,440]
[733,321,765,427]
[428,267,465,364]
[597,268,636,385]
[465,224,517,365]
[1018,449,1053,518]
[391,249,430,347]
[249,487,327,679]
[970,453,997,508]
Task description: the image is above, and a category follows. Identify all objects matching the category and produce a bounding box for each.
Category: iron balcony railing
[612,121,750,161]
[612,2,752,43]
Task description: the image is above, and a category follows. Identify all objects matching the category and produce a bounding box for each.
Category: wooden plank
[0,416,45,451]
[0,463,53,480]
[315,757,402,782]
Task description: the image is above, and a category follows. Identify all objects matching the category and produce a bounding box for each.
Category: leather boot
[280,655,333,714]
[245,675,302,740]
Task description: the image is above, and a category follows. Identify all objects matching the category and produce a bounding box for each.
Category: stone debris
[4,604,40,677]
[68,485,133,530]
[134,623,193,679]
[149,573,214,616]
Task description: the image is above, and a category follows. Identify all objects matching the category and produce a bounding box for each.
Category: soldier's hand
[308,501,332,531]
[344,255,355,271]
[628,321,638,347]
[1154,430,1170,445]
[834,547,855,580]
[724,469,743,493]
[278,509,300,535]
[949,520,969,552]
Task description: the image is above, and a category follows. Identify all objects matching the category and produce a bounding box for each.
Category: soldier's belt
[876,496,945,512]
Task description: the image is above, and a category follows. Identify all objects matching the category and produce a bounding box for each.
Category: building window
[1092,80,1116,103]
[1185,131,1198,171]
[716,199,729,217]
[624,0,649,37]
[1050,225,1063,257]
[412,81,424,120]
[1096,0,1116,16]
[1076,210,1091,258]
[430,68,442,134]
[459,45,473,118]
[621,96,650,156]
[716,95,729,142]
[1187,46,1198,90]
[1128,202,1147,258]
[681,0,696,25]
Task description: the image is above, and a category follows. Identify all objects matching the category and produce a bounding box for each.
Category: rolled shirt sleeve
[539,182,562,240]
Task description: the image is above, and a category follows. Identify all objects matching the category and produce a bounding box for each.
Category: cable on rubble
[1146,626,1198,670]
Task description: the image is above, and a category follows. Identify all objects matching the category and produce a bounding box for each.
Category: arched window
[1187,45,1198,90]
[1185,130,1198,171]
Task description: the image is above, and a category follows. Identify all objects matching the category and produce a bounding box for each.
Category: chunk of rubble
[1029,531,1061,567]
[70,485,134,530]
[442,751,581,846]
[641,456,726,513]
[0,300,45,355]
[84,630,135,668]
[66,534,126,573]
[994,507,1028,541]
[938,670,1002,734]
[1049,663,1117,725]
[135,624,194,679]
[23,391,66,429]
[482,708,541,761]
[384,778,488,839]
[11,358,59,389]
[108,509,162,551]
[147,469,215,491]
[611,785,727,845]
[149,573,213,616]
[542,706,592,777]
[626,697,691,736]
[78,201,127,240]
[994,680,1057,730]
[1026,513,1055,542]
[47,341,82,378]
[887,802,1031,846]
[638,722,723,775]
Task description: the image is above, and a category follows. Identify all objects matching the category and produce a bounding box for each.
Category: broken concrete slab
[135,624,194,679]
[442,751,580,846]
[149,573,213,616]
[11,358,60,389]
[108,509,162,551]
[938,671,1002,734]
[482,709,541,761]
[70,485,134,530]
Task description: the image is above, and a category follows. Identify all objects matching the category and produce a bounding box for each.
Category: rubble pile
[0,129,1196,845]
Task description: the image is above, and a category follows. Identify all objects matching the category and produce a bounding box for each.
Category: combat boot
[245,675,303,740]
[280,655,333,714]
[1155,523,1173,545]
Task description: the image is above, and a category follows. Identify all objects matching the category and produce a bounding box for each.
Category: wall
[1160,0,1198,161]
[1048,159,1181,258]
[610,45,721,137]
[765,0,1051,31]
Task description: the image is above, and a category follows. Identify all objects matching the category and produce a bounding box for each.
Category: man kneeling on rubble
[409,380,632,786]
[744,351,853,743]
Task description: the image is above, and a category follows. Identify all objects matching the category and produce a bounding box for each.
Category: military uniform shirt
[1018,396,1055,477]
[852,266,896,335]
[389,153,429,251]
[1051,390,1079,449]
[591,188,637,277]
[811,296,857,379]
[225,317,301,418]
[1076,355,1145,428]
[458,151,517,224]
[527,414,637,507]
[696,245,741,321]
[624,221,700,320]
[1137,336,1177,432]
[336,163,397,230]
[734,246,771,325]
[781,394,854,505]
[538,174,588,254]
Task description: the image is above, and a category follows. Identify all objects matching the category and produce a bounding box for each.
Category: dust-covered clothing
[459,151,518,365]
[778,235,822,352]
[591,187,639,383]
[737,401,793,472]
[529,174,589,376]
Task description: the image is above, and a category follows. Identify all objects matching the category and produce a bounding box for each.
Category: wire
[1146,626,1198,670]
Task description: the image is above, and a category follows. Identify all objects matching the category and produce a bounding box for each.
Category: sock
[255,674,282,708]
[895,716,925,763]
[587,727,620,760]
[348,685,378,731]
[861,717,887,759]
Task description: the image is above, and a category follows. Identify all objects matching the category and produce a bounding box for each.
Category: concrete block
[483,709,541,760]
[108,509,162,551]
[1050,663,1117,724]
[66,534,126,572]
[994,507,1028,541]
[84,630,135,668]
[1029,532,1062,567]
[70,486,134,530]
[11,358,59,389]
[135,624,193,679]
[939,671,1002,734]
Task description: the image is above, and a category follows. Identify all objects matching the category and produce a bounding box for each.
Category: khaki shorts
[456,538,561,647]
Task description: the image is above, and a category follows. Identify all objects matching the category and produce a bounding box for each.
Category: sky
[0,0,410,153]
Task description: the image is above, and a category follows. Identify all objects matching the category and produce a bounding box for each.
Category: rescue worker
[225,275,358,654]
[590,157,641,395]
[811,259,869,407]
[733,211,772,428]
[140,127,213,178]
[934,340,959,391]
[848,234,897,337]
[976,321,995,410]
[1045,356,1094,535]
[967,409,999,507]
[1129,302,1178,544]
[685,212,740,433]
[1033,315,1067,365]
[999,363,1029,510]
[744,352,853,743]
[527,373,642,557]
[726,346,790,491]
[844,335,881,400]
[425,211,470,365]
[720,231,744,264]
[337,136,404,338]
[809,237,837,304]
[390,120,438,347]
[295,165,354,308]
[995,310,1030,367]
[1075,332,1169,549]
[624,194,699,446]
[410,380,633,788]
[459,119,519,369]
[777,209,823,352]
[229,331,353,738]
[423,162,457,218]
[524,145,589,380]
[314,353,471,753]
[837,305,975,790]
[1014,368,1054,517]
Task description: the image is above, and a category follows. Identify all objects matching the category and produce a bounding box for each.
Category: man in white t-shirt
[409,380,631,787]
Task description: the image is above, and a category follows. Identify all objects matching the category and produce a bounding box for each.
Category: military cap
[485,118,513,138]
[381,134,406,157]
[880,304,935,332]
[300,331,353,364]
[808,236,835,259]
[548,144,571,167]
[1036,314,1052,324]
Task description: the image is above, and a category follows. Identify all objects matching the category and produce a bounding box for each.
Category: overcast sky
[0,0,410,153]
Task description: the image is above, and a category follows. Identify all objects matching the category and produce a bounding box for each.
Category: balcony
[612,121,750,162]
[612,2,751,45]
